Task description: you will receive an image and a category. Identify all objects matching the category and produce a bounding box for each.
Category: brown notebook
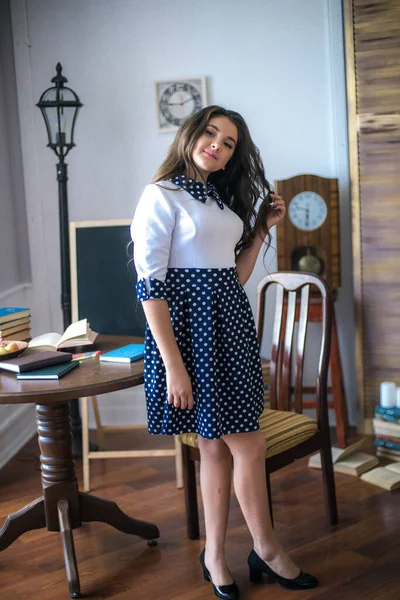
[0,351,72,373]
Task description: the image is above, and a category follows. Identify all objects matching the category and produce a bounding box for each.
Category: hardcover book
[308,438,379,476]
[374,406,400,424]
[308,450,379,476]
[372,419,400,436]
[360,463,400,491]
[375,439,400,451]
[0,317,31,335]
[376,447,400,462]
[375,415,400,425]
[99,343,145,363]
[0,307,30,325]
[1,329,31,342]
[375,406,400,418]
[16,360,79,380]
[28,319,98,351]
[0,351,72,373]
[375,435,400,445]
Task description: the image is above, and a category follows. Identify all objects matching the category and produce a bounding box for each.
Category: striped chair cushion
[180,409,318,458]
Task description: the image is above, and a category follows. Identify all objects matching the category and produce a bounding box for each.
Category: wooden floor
[0,429,399,600]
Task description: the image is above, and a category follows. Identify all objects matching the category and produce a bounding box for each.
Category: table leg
[37,403,81,531]
[0,497,46,551]
[58,500,81,599]
[0,402,159,595]
[79,492,159,540]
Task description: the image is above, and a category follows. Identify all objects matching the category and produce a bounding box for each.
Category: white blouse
[131,181,244,291]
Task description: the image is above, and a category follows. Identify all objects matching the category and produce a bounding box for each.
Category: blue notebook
[99,343,145,363]
[16,360,80,380]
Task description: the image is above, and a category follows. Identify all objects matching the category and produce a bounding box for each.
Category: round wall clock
[155,77,207,132]
[288,191,327,231]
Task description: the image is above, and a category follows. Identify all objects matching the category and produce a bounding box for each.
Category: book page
[28,332,62,349]
[330,448,344,463]
[336,452,377,469]
[334,438,366,463]
[386,462,400,474]
[361,467,400,488]
[373,419,400,432]
[309,451,378,474]
[58,319,88,345]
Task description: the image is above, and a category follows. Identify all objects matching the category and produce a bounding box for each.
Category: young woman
[131,105,318,599]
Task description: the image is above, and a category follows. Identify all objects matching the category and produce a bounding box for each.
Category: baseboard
[0,404,36,471]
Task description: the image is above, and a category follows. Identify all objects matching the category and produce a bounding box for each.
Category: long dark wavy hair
[153,105,274,253]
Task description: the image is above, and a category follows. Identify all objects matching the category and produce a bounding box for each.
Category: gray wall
[0,0,30,292]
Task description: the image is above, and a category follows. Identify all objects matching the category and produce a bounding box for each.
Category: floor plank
[0,430,399,599]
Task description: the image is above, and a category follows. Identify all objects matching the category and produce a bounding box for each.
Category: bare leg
[198,435,234,586]
[223,430,300,579]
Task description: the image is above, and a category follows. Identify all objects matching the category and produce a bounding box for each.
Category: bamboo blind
[345,0,400,428]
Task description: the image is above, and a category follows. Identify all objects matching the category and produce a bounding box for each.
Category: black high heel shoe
[247,549,318,590]
[200,549,240,600]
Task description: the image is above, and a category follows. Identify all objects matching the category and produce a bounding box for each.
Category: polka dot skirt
[139,268,264,439]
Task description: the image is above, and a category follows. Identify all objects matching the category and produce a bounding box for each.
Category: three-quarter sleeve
[131,184,176,301]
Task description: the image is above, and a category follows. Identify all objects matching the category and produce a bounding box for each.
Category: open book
[28,319,98,351]
[360,462,400,491]
[308,438,379,476]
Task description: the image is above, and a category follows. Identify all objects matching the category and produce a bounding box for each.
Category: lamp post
[37,63,82,329]
[37,63,84,455]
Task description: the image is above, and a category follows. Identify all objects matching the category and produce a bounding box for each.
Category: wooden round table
[0,336,159,598]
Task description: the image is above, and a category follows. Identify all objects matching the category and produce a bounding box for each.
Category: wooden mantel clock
[275,174,341,292]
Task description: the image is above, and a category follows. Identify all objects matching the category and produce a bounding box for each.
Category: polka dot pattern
[142,267,265,439]
[136,277,167,301]
[171,175,224,210]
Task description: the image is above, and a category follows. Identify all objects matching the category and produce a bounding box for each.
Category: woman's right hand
[166,363,194,410]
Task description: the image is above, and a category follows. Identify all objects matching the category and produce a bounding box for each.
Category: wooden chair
[180,272,338,539]
[81,394,183,492]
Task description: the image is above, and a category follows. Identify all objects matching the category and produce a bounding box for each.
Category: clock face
[156,79,206,131]
[288,191,327,231]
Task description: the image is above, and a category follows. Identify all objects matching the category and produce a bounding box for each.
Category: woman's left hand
[266,193,286,229]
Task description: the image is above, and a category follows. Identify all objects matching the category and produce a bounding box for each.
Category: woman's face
[190,116,238,180]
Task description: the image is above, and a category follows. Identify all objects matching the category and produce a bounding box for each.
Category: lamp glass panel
[40,88,79,146]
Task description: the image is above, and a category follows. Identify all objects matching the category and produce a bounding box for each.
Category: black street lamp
[37,63,84,456]
[37,62,82,329]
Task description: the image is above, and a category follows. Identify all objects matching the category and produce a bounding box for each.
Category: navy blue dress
[131,176,264,439]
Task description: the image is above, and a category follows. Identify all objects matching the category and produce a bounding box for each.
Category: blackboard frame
[69,219,146,336]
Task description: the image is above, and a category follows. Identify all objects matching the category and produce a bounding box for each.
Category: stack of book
[0,319,99,380]
[0,307,31,341]
[0,350,79,380]
[373,406,400,462]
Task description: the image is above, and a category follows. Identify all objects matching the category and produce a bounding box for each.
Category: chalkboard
[70,220,146,336]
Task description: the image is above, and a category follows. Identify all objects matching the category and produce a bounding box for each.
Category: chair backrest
[256,272,333,427]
